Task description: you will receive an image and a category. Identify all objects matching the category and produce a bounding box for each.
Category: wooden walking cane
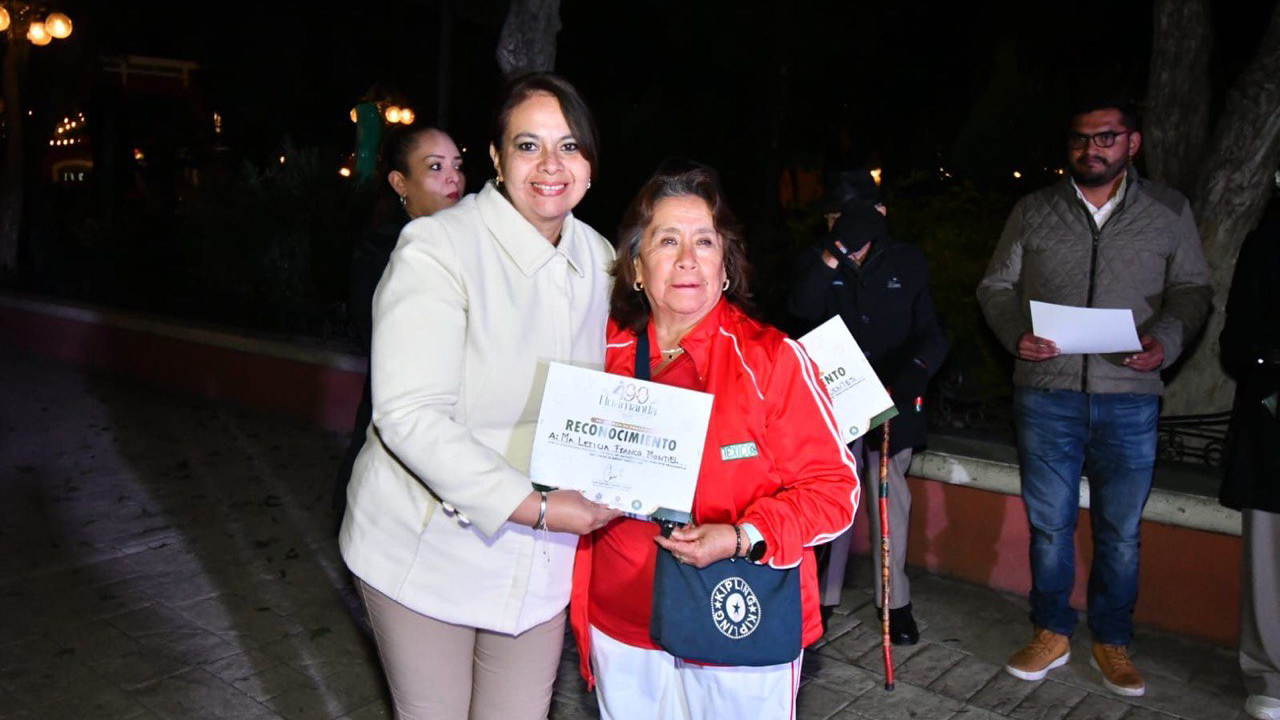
[879,416,895,691]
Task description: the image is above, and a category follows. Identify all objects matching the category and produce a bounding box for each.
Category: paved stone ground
[0,348,1249,720]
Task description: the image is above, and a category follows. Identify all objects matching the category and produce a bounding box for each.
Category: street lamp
[352,101,416,126]
[43,10,68,38]
[2,1,75,275]
[348,97,415,183]
[25,19,47,44]
[0,2,73,46]
[382,104,416,125]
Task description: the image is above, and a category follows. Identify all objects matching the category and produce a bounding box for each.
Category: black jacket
[1219,202,1280,514]
[334,219,404,512]
[789,235,948,454]
[348,221,405,355]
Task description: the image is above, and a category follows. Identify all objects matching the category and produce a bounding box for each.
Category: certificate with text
[798,316,899,443]
[530,362,713,522]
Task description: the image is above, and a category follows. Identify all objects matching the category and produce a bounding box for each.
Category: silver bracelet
[534,491,549,531]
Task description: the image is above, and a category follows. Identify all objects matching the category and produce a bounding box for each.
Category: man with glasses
[977,99,1211,697]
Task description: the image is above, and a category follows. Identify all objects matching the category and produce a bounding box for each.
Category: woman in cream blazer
[340,73,618,720]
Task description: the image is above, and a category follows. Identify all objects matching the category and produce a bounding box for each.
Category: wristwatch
[738,522,768,562]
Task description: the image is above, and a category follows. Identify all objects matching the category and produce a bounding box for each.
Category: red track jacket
[570,300,860,686]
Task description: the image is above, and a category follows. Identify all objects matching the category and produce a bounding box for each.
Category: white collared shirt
[1072,177,1127,229]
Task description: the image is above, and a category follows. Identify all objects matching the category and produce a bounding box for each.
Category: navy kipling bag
[634,329,804,666]
[649,546,803,666]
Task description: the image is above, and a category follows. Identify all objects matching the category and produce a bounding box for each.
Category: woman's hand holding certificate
[508,489,621,533]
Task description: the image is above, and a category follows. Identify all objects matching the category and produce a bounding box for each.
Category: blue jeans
[1013,388,1159,646]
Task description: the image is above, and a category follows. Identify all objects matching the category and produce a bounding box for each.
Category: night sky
[35,1,1275,223]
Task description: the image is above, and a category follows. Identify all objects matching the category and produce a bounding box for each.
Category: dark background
[9,0,1278,411]
[46,0,1268,202]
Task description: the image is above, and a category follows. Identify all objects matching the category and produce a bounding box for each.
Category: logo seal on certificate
[530,362,713,523]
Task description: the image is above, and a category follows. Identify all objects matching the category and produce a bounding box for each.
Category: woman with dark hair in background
[570,161,859,720]
[339,74,619,720]
[333,124,465,517]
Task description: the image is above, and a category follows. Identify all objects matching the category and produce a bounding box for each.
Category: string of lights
[48,111,84,147]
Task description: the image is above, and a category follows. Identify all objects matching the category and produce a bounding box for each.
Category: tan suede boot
[1005,628,1070,681]
[1090,642,1145,697]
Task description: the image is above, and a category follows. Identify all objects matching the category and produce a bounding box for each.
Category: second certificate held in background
[799,315,898,443]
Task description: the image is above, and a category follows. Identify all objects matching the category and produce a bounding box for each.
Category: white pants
[589,625,802,720]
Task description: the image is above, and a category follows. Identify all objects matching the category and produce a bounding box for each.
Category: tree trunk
[1162,3,1280,416]
[1144,0,1212,197]
[495,0,561,79]
[0,38,27,278]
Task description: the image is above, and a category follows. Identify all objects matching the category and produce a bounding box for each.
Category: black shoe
[877,603,920,645]
[820,604,834,633]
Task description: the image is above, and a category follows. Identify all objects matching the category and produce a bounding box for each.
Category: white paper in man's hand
[1030,300,1142,354]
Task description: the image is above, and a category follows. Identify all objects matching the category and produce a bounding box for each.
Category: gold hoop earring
[722,278,730,292]
[633,280,643,292]
[495,177,504,190]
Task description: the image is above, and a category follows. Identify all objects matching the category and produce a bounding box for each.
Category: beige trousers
[818,442,913,609]
[862,447,914,610]
[357,579,566,720]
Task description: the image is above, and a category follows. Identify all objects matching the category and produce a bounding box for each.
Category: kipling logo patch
[711,576,762,639]
[720,442,758,461]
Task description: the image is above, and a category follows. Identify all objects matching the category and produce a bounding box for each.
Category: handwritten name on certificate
[530,362,713,521]
[798,316,899,443]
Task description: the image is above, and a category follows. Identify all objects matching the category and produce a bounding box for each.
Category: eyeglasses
[1068,130,1130,149]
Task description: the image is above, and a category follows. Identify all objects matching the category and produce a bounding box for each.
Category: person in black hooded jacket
[788,188,948,645]
[1219,194,1280,720]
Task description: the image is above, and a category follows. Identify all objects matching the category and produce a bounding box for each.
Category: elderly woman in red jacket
[570,161,860,720]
